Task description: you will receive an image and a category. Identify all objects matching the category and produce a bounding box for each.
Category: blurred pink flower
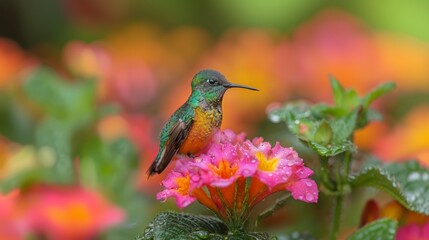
[279,9,384,101]
[396,222,429,240]
[0,186,124,240]
[106,60,157,111]
[157,130,318,225]
[0,190,26,240]
[278,9,429,102]
[27,186,124,240]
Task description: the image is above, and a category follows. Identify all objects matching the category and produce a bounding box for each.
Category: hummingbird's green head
[190,69,258,103]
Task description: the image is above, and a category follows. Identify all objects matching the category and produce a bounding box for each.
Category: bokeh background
[1,0,429,239]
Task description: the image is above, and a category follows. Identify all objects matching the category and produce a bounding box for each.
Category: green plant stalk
[329,195,343,240]
[343,151,352,186]
[328,151,351,240]
[320,156,335,192]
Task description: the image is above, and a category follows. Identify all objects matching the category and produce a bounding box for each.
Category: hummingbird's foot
[187,153,196,158]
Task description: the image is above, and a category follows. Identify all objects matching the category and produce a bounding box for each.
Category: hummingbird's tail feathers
[146,112,193,178]
[146,148,170,177]
[146,159,161,177]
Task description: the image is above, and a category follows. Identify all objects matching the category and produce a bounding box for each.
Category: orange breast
[179,107,222,155]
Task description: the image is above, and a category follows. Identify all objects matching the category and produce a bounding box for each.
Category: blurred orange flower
[104,24,211,85]
[374,34,429,92]
[0,38,27,89]
[97,115,129,142]
[375,106,429,167]
[62,41,111,80]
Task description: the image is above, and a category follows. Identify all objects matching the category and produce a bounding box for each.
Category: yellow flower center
[175,175,191,195]
[45,201,93,230]
[210,159,238,178]
[256,152,279,172]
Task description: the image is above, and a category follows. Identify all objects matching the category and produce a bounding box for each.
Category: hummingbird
[147,69,258,176]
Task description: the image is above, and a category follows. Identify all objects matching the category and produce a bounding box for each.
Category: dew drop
[408,172,420,181]
[408,195,417,202]
[269,114,281,123]
[305,182,313,187]
[305,193,314,202]
[291,232,299,239]
[191,175,200,182]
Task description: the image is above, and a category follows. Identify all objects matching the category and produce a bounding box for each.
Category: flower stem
[328,151,351,240]
[320,156,335,192]
[329,195,343,240]
[343,151,352,182]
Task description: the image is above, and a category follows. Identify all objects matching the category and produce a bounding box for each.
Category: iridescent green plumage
[147,69,258,176]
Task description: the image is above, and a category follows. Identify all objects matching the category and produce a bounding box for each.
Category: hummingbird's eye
[207,79,216,85]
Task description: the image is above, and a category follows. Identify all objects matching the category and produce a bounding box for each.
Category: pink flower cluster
[157,130,318,221]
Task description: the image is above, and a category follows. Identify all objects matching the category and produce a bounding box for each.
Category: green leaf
[139,212,270,240]
[343,89,360,111]
[314,121,332,145]
[329,76,360,113]
[227,231,269,240]
[350,161,429,215]
[347,218,397,240]
[35,118,74,181]
[330,76,346,107]
[385,161,429,215]
[349,168,407,208]
[23,67,96,127]
[329,109,358,144]
[308,140,355,157]
[140,212,228,240]
[0,93,35,144]
[362,82,396,109]
[277,232,317,240]
[268,101,317,142]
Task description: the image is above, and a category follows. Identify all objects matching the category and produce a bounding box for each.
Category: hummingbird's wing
[147,117,193,176]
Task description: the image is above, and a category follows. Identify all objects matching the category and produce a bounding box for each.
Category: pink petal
[287,179,318,203]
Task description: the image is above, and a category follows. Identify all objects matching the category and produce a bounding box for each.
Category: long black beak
[226,83,259,91]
